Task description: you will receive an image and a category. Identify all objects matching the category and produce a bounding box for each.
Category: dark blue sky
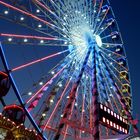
[111,0,140,125]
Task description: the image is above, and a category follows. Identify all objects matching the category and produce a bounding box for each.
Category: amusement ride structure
[0,0,139,139]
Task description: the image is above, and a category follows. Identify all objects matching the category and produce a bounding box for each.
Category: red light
[110,121,113,126]
[117,125,119,130]
[120,126,122,131]
[107,119,109,125]
[125,129,127,134]
[104,106,107,111]
[103,117,106,123]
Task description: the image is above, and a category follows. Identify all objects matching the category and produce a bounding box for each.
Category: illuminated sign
[99,103,129,134]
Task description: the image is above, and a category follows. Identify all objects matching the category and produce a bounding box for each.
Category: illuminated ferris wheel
[0,0,139,140]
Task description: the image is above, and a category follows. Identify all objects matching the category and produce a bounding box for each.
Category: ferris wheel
[0,0,138,140]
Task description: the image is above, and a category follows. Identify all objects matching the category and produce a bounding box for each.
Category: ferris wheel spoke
[94,6,110,35]
[102,42,123,46]
[0,1,68,38]
[92,0,104,33]
[48,0,67,18]
[0,33,67,42]
[21,53,75,99]
[11,49,68,72]
[98,46,125,58]
[79,88,86,137]
[62,89,78,140]
[99,57,124,114]
[35,79,64,126]
[98,19,115,35]
[26,64,67,104]
[102,55,130,89]
[100,56,131,108]
[96,59,111,105]
[43,78,72,131]
[0,14,64,39]
[99,65,121,113]
[33,0,69,34]
[103,55,130,84]
[34,58,80,127]
[99,49,128,71]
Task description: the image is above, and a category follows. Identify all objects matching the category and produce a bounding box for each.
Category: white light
[28,92,32,95]
[42,113,46,117]
[107,119,109,124]
[104,106,107,111]
[38,24,42,28]
[108,53,111,56]
[60,114,63,117]
[109,94,113,97]
[40,40,44,43]
[20,17,24,21]
[107,109,110,114]
[75,103,78,106]
[50,99,54,103]
[103,117,106,123]
[36,9,40,13]
[110,121,113,126]
[59,83,62,87]
[51,71,55,74]
[100,104,103,109]
[67,96,70,99]
[8,38,12,42]
[4,10,8,14]
[24,39,28,42]
[95,35,102,47]
[82,131,85,133]
[39,82,43,85]
[82,109,85,113]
